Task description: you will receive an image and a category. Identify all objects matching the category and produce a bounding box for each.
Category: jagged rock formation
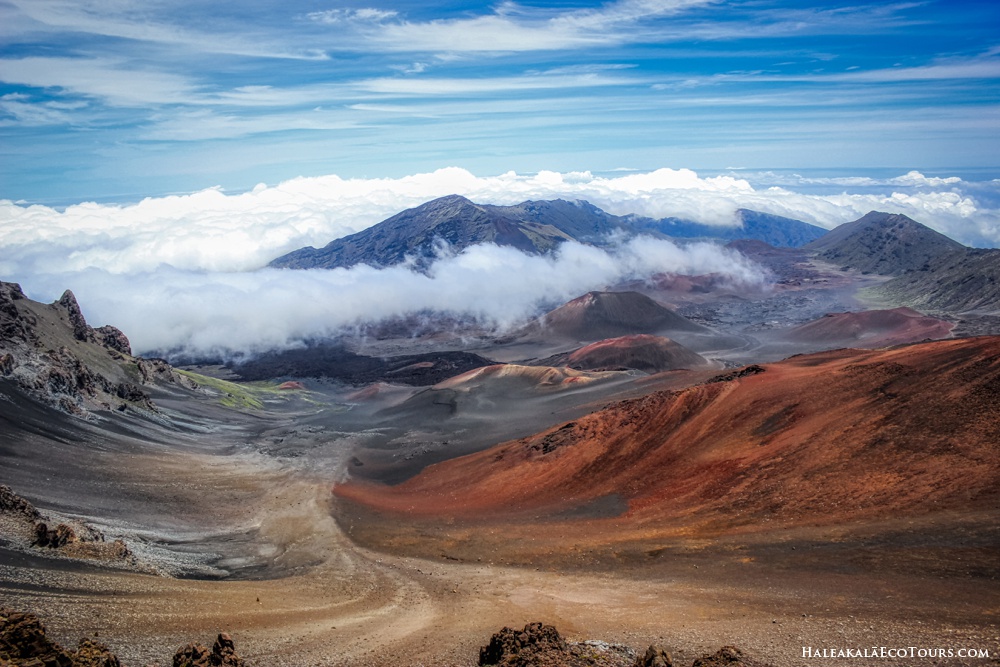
[0,281,195,416]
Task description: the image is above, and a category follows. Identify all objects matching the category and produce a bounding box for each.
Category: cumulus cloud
[3,165,999,357]
[19,237,765,360]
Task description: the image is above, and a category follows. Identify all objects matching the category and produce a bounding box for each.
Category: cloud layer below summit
[1,167,997,356]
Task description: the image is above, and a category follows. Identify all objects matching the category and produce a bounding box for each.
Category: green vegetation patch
[175,370,269,410]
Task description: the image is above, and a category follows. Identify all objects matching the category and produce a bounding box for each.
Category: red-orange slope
[335,337,1000,533]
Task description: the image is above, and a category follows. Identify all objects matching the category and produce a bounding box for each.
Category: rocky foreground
[0,610,764,667]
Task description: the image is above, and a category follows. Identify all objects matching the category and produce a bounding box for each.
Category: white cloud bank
[21,238,763,359]
[2,166,998,357]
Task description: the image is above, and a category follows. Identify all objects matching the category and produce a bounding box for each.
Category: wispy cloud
[0,57,198,106]
[7,0,329,60]
[365,0,716,53]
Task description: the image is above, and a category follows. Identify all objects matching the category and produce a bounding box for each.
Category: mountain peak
[805,210,964,275]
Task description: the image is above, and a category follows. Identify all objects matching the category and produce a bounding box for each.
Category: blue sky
[2,0,1000,203]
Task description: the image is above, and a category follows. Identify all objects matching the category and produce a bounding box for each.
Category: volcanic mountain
[536,334,711,373]
[805,211,964,275]
[782,307,955,348]
[531,291,708,341]
[268,195,626,270]
[869,246,1000,312]
[269,195,830,271]
[335,336,1000,545]
[629,208,826,248]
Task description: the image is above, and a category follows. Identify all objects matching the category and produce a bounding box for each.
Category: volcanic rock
[0,485,41,523]
[633,645,673,667]
[0,607,75,667]
[70,639,121,667]
[0,608,118,667]
[478,623,634,667]
[691,646,768,667]
[0,280,199,415]
[94,325,131,356]
[172,633,244,667]
[58,290,95,343]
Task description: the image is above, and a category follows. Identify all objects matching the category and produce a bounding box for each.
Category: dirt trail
[3,465,998,667]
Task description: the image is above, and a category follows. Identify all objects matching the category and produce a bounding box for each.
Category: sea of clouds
[1,167,997,358]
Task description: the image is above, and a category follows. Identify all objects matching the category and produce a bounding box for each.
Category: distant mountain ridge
[805,211,964,275]
[628,208,827,248]
[269,195,825,270]
[801,210,1000,312]
[869,247,1000,312]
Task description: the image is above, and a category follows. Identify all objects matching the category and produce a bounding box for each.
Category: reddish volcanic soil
[335,336,1000,566]
[533,291,706,341]
[784,307,954,347]
[551,334,711,372]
